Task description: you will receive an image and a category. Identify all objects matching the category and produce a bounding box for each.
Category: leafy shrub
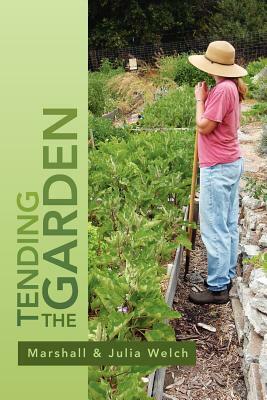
[244,57,267,98]
[88,113,130,145]
[88,62,124,116]
[207,0,267,38]
[88,130,194,332]
[88,129,194,397]
[243,253,267,277]
[88,222,99,267]
[88,79,105,116]
[157,54,214,87]
[99,58,117,74]
[242,102,267,124]
[252,77,267,101]
[141,85,195,128]
[246,57,267,78]
[244,176,267,203]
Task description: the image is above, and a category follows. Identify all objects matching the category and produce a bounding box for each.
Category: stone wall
[231,193,267,400]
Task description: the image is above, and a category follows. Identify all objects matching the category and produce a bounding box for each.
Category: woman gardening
[188,41,248,305]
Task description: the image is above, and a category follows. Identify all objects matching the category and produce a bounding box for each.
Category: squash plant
[88,128,194,398]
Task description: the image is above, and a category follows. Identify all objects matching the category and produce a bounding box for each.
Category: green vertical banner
[0,1,88,399]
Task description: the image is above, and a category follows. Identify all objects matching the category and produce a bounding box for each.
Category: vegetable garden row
[88,55,267,399]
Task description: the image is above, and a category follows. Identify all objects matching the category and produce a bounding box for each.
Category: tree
[89,0,218,49]
[207,0,267,38]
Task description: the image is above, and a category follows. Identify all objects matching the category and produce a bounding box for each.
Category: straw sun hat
[188,41,247,77]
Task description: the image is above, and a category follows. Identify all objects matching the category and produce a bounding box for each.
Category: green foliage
[89,0,267,52]
[88,62,124,116]
[157,54,214,87]
[88,114,130,145]
[252,77,267,101]
[208,0,267,38]
[88,129,194,397]
[89,1,217,49]
[242,102,267,124]
[141,86,195,128]
[99,58,118,74]
[246,58,267,78]
[244,57,267,98]
[88,365,155,400]
[88,222,99,267]
[244,176,267,203]
[88,78,106,116]
[243,253,267,275]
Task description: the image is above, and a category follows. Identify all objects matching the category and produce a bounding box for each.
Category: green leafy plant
[88,365,157,400]
[243,175,267,203]
[88,114,130,146]
[252,77,267,101]
[88,129,194,397]
[141,85,195,128]
[88,78,106,116]
[246,57,267,78]
[88,222,98,266]
[208,0,267,38]
[88,62,124,116]
[242,102,267,124]
[157,54,214,87]
[243,252,267,275]
[244,57,267,98]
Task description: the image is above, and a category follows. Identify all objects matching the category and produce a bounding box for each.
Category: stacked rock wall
[232,193,267,399]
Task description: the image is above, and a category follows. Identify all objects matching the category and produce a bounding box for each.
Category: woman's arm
[195,82,218,135]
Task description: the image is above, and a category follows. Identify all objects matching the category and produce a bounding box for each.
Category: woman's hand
[195,81,218,134]
[195,81,209,102]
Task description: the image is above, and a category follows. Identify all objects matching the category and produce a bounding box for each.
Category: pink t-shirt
[198,78,241,168]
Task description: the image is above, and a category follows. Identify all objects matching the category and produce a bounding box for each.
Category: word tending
[16,109,78,327]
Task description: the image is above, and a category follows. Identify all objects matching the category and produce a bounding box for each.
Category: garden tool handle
[188,130,198,240]
[184,130,198,279]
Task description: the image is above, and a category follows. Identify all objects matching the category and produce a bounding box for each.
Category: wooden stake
[184,130,198,279]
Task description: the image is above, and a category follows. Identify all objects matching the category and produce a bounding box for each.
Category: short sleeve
[202,88,229,123]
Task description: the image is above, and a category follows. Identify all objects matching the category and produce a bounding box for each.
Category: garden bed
[88,56,267,400]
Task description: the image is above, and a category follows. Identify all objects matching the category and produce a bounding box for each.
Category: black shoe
[203,278,233,291]
[189,289,230,305]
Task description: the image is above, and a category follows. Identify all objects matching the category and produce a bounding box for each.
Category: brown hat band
[204,54,234,66]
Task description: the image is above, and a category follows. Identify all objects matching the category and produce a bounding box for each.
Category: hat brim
[188,54,247,78]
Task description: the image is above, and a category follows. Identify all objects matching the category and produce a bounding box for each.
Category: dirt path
[239,100,266,180]
[163,234,246,400]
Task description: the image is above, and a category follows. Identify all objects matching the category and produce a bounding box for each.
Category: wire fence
[89,31,267,71]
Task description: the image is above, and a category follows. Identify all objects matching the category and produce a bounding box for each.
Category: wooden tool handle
[188,131,198,242]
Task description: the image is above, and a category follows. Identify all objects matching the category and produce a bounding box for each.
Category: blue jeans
[199,158,244,291]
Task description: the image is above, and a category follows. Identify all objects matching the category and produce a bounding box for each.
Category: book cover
[1,1,267,399]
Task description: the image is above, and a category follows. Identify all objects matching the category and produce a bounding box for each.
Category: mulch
[164,233,247,400]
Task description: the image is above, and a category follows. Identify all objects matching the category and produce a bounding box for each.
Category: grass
[108,72,157,115]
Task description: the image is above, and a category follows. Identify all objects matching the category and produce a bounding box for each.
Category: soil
[163,234,246,400]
